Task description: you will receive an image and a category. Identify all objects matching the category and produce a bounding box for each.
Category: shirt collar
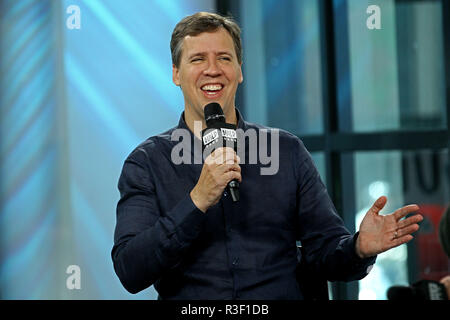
[177,107,246,133]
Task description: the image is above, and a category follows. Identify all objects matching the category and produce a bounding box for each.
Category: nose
[203,58,222,77]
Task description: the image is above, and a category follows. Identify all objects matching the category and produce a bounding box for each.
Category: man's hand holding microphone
[190,102,241,213]
[190,147,241,213]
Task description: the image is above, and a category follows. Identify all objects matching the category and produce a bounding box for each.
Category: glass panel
[354,149,450,300]
[402,150,450,283]
[344,0,446,132]
[311,152,326,185]
[241,0,323,135]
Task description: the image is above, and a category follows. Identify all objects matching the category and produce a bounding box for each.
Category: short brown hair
[170,12,242,68]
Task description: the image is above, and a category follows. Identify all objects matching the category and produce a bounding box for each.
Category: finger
[223,163,241,174]
[205,151,219,165]
[213,163,241,179]
[393,204,420,221]
[369,196,387,215]
[224,169,242,184]
[397,214,423,229]
[209,147,227,160]
[206,151,236,165]
[220,154,240,166]
[216,154,237,165]
[231,163,241,172]
[440,275,450,284]
[211,147,235,157]
[211,148,238,165]
[390,234,414,248]
[397,223,420,238]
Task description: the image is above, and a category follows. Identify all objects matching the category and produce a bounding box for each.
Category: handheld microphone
[387,280,448,300]
[201,102,239,202]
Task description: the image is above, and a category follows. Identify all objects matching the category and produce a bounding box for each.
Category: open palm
[356,196,423,259]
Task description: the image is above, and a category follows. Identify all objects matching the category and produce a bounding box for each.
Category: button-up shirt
[112,109,376,299]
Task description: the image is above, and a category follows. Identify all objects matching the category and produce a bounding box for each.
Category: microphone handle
[228,180,239,202]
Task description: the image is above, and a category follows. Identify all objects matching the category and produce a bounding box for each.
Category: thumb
[369,196,387,215]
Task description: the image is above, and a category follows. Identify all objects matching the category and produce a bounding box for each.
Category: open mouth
[201,84,224,98]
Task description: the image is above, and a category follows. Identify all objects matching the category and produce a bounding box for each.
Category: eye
[219,56,231,61]
[191,57,204,63]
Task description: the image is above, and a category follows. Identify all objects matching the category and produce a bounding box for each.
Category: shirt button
[232,258,239,266]
[224,191,228,197]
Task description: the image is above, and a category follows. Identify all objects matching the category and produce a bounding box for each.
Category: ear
[172,64,180,86]
[238,63,244,84]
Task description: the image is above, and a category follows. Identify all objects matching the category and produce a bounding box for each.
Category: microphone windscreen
[204,102,225,126]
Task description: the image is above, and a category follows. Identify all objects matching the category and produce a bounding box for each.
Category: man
[111,12,423,299]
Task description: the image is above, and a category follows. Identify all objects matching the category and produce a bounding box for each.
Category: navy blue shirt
[112,109,376,299]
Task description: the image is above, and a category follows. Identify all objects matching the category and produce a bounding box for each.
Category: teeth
[201,84,223,91]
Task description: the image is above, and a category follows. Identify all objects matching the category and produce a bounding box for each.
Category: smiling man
[172,26,243,137]
[112,12,423,300]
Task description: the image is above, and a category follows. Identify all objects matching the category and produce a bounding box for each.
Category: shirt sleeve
[293,138,376,282]
[111,147,206,294]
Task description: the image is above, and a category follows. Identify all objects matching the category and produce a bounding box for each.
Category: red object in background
[416,204,450,281]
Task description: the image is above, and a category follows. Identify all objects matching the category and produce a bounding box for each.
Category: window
[225,0,450,299]
[240,0,324,135]
[354,150,450,299]
[346,0,446,132]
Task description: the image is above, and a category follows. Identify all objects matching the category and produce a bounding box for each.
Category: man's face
[172,27,243,123]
